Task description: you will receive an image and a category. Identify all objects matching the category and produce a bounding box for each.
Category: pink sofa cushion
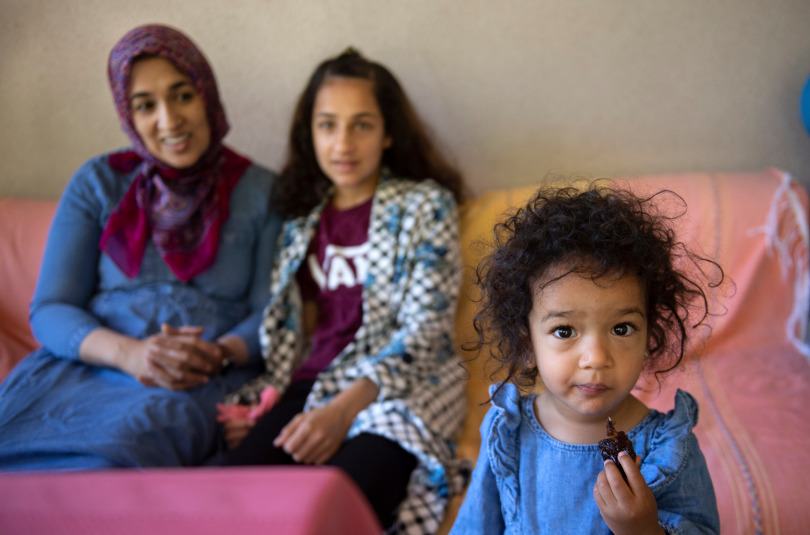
[0,198,55,381]
[0,466,382,535]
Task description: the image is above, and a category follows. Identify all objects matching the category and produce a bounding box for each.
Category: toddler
[451,183,722,534]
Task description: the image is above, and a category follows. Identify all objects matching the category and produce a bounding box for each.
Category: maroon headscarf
[100,24,250,282]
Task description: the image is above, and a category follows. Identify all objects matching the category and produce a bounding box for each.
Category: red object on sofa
[0,466,382,535]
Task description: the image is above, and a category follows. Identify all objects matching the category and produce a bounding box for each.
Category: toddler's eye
[553,326,574,339]
[612,323,635,336]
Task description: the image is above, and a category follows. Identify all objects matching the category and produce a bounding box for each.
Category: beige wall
[2,0,810,199]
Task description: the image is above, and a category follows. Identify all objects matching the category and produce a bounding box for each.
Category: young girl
[451,183,722,534]
[219,49,467,534]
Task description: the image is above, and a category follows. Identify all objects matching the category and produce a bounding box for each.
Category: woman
[219,49,467,535]
[0,24,280,469]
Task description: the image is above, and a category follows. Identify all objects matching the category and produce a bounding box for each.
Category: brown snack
[598,417,636,482]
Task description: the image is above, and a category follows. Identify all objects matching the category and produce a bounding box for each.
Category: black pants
[226,381,417,529]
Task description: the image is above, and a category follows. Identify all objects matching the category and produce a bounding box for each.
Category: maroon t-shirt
[292,199,372,381]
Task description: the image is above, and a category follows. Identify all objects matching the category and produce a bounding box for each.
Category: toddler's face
[527,267,648,421]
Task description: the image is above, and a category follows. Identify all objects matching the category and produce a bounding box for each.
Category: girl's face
[311,77,392,209]
[527,267,648,423]
[129,57,211,169]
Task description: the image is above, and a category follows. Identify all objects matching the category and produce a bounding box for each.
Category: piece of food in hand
[598,417,636,482]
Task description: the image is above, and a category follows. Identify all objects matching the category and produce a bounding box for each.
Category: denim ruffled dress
[451,383,720,534]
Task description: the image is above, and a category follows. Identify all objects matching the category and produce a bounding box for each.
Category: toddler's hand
[593,452,665,535]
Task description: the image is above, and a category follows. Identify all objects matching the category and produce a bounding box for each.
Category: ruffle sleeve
[485,382,524,522]
[640,389,700,492]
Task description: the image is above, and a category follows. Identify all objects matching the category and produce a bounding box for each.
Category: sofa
[2,168,809,534]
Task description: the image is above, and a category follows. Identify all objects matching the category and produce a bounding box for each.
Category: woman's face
[311,77,391,209]
[128,56,211,169]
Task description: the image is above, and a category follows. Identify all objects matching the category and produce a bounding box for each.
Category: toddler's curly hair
[469,181,724,389]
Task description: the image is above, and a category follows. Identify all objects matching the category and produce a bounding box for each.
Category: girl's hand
[593,451,666,535]
[273,402,352,465]
[223,418,255,449]
[274,377,379,465]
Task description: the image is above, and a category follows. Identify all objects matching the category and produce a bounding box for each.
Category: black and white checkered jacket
[229,176,468,534]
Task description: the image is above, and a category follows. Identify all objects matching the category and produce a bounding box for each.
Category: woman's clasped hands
[133,324,230,390]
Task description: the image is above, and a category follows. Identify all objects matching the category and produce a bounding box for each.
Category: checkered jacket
[230,176,468,534]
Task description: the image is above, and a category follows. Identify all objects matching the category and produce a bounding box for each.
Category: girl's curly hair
[468,181,725,390]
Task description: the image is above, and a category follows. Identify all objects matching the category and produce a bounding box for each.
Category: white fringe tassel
[750,171,810,359]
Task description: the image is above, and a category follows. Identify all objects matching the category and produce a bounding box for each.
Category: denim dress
[0,150,281,470]
[451,383,720,534]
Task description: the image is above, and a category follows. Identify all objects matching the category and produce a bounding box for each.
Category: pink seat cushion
[0,198,55,381]
[0,466,382,535]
